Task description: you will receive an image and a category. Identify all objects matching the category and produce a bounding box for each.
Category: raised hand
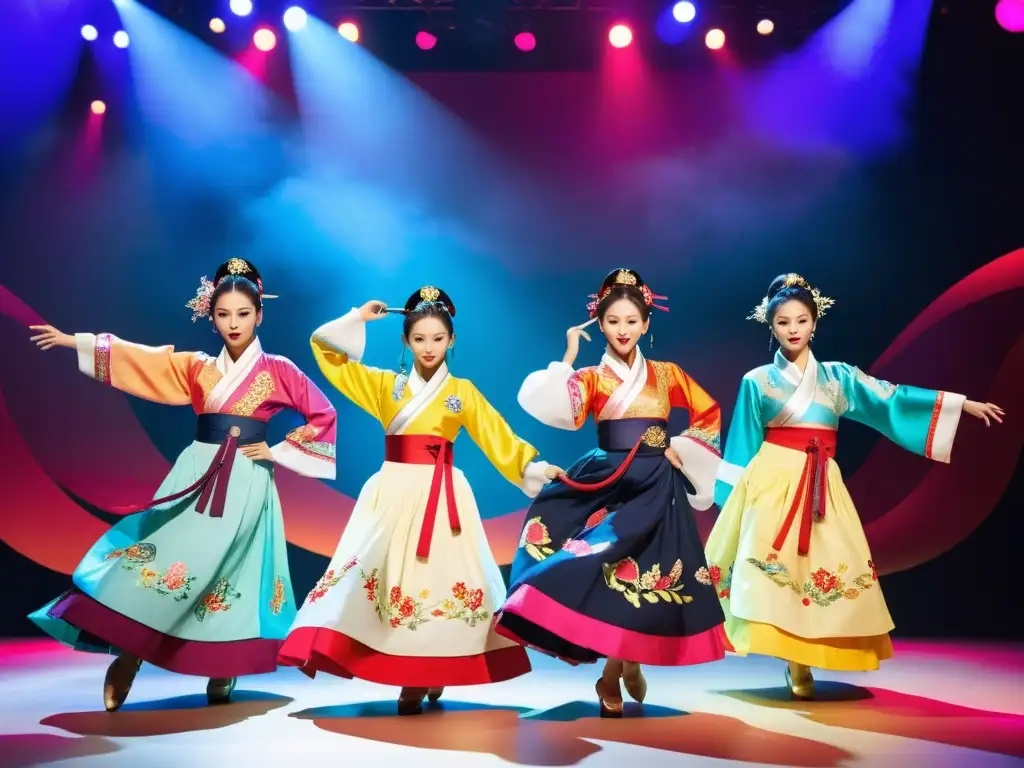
[562,321,594,366]
[359,301,389,322]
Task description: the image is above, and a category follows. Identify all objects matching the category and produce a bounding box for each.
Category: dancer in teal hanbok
[27,258,337,711]
[704,273,1004,699]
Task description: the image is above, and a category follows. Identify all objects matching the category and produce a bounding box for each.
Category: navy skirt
[495,418,727,666]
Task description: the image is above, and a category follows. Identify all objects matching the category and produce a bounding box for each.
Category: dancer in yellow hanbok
[704,273,1004,698]
[278,287,562,715]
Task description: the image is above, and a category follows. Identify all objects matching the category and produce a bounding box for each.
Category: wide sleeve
[666,364,723,511]
[74,332,196,406]
[516,361,594,431]
[837,363,965,463]
[309,308,390,424]
[461,381,552,498]
[269,361,338,480]
[713,374,765,508]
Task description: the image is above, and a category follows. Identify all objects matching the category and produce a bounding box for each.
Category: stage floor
[0,639,1021,768]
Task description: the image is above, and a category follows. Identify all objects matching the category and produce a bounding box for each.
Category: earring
[810,331,815,344]
[399,348,408,376]
[448,344,455,361]
[649,330,654,349]
[768,329,775,350]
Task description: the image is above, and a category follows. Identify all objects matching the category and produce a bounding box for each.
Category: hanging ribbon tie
[764,427,837,557]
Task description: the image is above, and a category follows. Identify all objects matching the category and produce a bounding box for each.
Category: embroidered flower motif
[306,557,358,604]
[694,566,713,586]
[561,539,593,556]
[357,570,490,629]
[132,556,197,602]
[747,554,875,607]
[392,375,407,402]
[106,542,157,567]
[270,576,287,615]
[520,516,555,561]
[194,577,241,621]
[444,395,463,413]
[604,557,691,608]
[707,562,733,599]
[585,508,609,528]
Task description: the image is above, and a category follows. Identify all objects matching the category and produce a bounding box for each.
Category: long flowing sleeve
[461,381,552,497]
[713,374,765,508]
[269,361,338,480]
[310,309,391,424]
[74,332,196,406]
[517,361,594,431]
[666,364,723,511]
[836,363,965,463]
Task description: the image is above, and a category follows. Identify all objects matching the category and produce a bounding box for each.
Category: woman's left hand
[963,400,1005,427]
[544,464,565,480]
[664,446,682,470]
[240,442,275,463]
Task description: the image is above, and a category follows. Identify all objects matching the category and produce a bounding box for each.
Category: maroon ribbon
[110,427,241,519]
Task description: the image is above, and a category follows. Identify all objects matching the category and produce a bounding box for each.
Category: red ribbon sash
[764,427,837,557]
[385,435,459,561]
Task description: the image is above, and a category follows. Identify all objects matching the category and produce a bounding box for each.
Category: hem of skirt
[277,626,531,686]
[731,617,894,671]
[47,590,282,678]
[496,585,730,666]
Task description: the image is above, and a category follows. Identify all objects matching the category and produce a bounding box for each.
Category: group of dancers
[26,259,1004,717]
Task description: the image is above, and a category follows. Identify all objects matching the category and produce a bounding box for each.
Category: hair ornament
[185,258,275,322]
[586,268,669,319]
[747,273,835,324]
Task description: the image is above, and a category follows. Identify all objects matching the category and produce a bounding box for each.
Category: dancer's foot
[595,677,623,718]
[622,662,647,704]
[427,687,444,703]
[398,687,428,716]
[207,677,237,705]
[103,653,142,712]
[785,662,815,700]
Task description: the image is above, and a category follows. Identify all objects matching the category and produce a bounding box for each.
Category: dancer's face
[772,299,815,354]
[213,289,261,354]
[404,316,452,373]
[600,298,649,359]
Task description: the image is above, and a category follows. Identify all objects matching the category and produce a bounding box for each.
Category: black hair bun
[767,273,813,301]
[404,285,456,316]
[214,258,262,286]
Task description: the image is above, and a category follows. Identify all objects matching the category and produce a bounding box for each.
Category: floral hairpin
[747,274,835,324]
[186,277,216,322]
[586,273,669,319]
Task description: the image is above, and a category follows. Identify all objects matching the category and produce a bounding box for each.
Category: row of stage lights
[79,2,777,53]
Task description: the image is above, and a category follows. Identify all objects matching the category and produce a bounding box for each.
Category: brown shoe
[427,687,444,703]
[622,662,647,704]
[207,677,237,705]
[785,662,815,700]
[103,654,142,712]
[398,687,428,715]
[595,677,623,718]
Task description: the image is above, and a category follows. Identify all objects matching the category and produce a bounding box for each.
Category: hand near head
[562,322,593,366]
[29,325,75,352]
[962,400,1005,427]
[359,301,389,322]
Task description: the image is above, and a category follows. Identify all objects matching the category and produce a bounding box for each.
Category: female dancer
[276,286,563,715]
[494,268,729,717]
[704,273,1004,698]
[28,258,337,711]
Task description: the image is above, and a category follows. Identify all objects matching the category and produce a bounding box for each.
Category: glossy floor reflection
[0,638,1021,767]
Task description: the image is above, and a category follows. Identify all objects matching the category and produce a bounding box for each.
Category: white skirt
[277,461,531,687]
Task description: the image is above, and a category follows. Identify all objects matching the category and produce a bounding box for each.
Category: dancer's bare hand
[359,301,389,322]
[562,323,593,366]
[963,400,1004,427]
[664,446,682,470]
[240,442,274,463]
[29,325,75,351]
[543,464,566,480]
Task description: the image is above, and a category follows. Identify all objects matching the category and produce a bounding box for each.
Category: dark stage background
[0,1,1021,642]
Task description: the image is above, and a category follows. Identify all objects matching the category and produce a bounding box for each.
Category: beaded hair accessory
[586,268,669,319]
[186,258,277,322]
[747,273,834,324]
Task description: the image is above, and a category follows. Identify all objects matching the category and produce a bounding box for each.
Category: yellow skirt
[704,442,894,671]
